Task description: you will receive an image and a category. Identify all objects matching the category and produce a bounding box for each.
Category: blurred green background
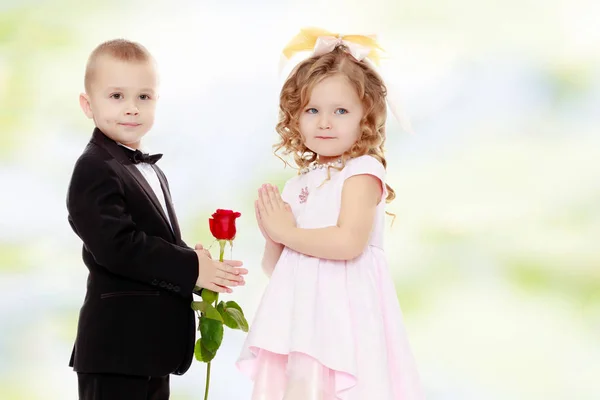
[1,0,598,398]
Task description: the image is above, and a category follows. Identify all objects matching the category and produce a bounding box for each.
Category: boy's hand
[195,250,247,293]
[194,243,212,259]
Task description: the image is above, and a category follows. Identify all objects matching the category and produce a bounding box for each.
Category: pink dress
[237,155,424,400]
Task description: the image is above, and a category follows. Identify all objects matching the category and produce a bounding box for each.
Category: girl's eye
[335,108,348,115]
[306,108,318,114]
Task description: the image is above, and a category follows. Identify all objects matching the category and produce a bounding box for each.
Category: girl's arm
[256,182,288,277]
[261,241,284,277]
[279,173,382,260]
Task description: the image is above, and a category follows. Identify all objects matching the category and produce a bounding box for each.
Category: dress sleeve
[342,155,387,200]
[280,177,296,205]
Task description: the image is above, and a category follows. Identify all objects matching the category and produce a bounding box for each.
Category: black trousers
[77,372,170,400]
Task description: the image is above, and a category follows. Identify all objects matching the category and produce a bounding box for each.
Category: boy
[66,39,247,399]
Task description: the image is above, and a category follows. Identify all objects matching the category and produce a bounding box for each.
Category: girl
[237,29,424,400]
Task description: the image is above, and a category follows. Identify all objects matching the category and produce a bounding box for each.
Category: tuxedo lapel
[122,163,174,235]
[90,128,175,241]
[152,165,183,242]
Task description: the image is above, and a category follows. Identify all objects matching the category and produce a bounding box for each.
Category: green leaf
[217,301,236,330]
[194,338,215,362]
[217,301,249,332]
[204,303,224,322]
[225,301,244,314]
[201,289,218,304]
[191,301,204,312]
[192,302,223,322]
[199,316,224,354]
[227,308,249,332]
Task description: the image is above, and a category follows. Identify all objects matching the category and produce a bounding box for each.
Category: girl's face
[298,74,364,163]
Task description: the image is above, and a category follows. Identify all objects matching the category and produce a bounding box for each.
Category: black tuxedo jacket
[66,128,199,377]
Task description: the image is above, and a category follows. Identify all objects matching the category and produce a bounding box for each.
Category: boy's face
[80,55,158,149]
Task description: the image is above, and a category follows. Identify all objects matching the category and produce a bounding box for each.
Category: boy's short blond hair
[84,39,154,92]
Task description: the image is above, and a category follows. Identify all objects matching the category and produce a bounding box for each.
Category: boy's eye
[335,108,348,115]
[139,94,150,100]
[306,108,318,114]
[110,93,122,100]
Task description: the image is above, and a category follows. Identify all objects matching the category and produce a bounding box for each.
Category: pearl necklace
[299,158,343,175]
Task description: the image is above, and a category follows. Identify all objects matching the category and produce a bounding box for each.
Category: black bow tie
[121,146,163,165]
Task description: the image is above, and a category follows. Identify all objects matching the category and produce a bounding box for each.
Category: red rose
[209,209,241,240]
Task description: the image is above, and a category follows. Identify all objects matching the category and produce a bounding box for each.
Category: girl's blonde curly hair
[274,45,395,204]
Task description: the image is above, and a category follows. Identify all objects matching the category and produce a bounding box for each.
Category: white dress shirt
[118,143,173,231]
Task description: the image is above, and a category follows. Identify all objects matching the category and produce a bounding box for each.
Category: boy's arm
[67,154,199,297]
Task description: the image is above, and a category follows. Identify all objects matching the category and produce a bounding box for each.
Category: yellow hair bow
[281,27,384,65]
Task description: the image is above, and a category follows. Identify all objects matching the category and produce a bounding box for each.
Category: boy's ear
[79,93,94,119]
